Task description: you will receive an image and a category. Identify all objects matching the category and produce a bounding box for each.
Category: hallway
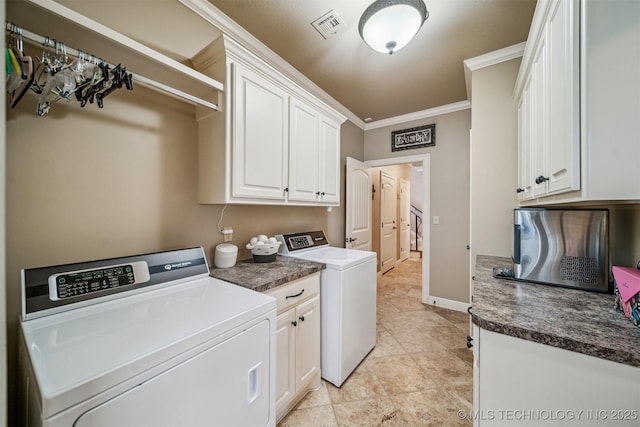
[279,258,473,426]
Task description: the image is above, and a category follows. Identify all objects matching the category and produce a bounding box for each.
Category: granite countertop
[209,255,325,293]
[472,255,640,368]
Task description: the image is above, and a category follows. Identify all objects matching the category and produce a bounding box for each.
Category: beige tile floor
[278,258,473,426]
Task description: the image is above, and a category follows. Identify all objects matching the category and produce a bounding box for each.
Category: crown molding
[364,100,471,130]
[179,0,364,128]
[463,42,526,100]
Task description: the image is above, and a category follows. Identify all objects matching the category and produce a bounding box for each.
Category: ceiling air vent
[311,10,345,39]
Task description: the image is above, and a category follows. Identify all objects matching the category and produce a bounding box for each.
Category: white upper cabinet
[289,98,341,205]
[193,35,346,206]
[545,0,580,195]
[288,98,320,202]
[318,116,341,204]
[514,0,640,204]
[232,62,289,200]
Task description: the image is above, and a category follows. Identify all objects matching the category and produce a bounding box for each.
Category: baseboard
[424,296,470,313]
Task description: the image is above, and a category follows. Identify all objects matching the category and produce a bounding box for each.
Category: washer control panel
[48,262,150,300]
[276,231,329,254]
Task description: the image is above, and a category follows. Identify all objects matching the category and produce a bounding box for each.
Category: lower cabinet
[267,273,321,422]
[472,325,640,426]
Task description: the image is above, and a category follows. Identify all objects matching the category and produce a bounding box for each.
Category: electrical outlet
[222,227,233,242]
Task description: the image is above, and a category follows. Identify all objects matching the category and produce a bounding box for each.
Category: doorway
[348,154,430,304]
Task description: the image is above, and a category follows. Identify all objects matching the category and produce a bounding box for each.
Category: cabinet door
[517,80,534,201]
[295,295,320,392]
[531,37,548,198]
[318,116,341,204]
[288,98,319,202]
[545,0,580,194]
[274,310,296,417]
[232,62,289,200]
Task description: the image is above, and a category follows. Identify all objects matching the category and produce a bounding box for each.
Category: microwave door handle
[513,224,522,264]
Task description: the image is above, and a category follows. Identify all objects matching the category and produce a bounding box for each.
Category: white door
[399,179,410,262]
[345,157,372,250]
[380,171,397,274]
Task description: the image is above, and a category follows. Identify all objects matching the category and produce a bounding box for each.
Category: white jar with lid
[214,243,238,268]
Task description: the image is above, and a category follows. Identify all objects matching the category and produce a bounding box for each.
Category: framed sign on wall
[391,123,436,152]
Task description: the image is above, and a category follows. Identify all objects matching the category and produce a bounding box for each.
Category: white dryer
[19,247,276,427]
[276,231,377,387]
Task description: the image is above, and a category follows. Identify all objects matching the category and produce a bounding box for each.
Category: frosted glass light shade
[358,0,429,55]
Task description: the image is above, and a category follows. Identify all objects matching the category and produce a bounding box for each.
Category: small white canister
[214,243,238,268]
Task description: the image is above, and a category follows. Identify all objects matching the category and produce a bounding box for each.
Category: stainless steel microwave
[513,208,609,292]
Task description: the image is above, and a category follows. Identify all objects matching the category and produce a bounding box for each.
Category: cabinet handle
[283,187,289,194]
[299,315,305,322]
[321,192,325,196]
[535,176,549,184]
[316,191,320,197]
[466,335,473,348]
[291,320,297,327]
[516,187,525,193]
[285,289,305,299]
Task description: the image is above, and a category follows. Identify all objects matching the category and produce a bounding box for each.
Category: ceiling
[13,0,536,123]
[207,0,537,122]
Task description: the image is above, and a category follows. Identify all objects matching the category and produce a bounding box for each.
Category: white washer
[19,247,276,427]
[276,231,377,387]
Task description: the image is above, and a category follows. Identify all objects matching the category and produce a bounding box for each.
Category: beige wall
[364,109,471,303]
[469,58,521,280]
[5,85,363,422]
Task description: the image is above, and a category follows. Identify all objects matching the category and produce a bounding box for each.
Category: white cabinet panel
[295,295,320,390]
[274,310,295,412]
[545,0,580,194]
[194,36,346,206]
[288,98,319,202]
[515,0,640,203]
[474,326,640,427]
[531,38,548,198]
[318,116,341,204]
[233,63,288,201]
[267,274,321,422]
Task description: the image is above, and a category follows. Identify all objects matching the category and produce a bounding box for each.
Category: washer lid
[288,247,376,270]
[21,277,275,418]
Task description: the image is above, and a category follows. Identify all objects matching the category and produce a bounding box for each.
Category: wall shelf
[7,0,224,109]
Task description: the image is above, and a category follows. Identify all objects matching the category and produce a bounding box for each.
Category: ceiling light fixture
[358,0,429,55]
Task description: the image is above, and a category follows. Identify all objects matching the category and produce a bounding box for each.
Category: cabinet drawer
[267,273,320,313]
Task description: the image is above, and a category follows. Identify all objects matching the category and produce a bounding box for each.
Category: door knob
[299,315,305,322]
[291,320,297,327]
